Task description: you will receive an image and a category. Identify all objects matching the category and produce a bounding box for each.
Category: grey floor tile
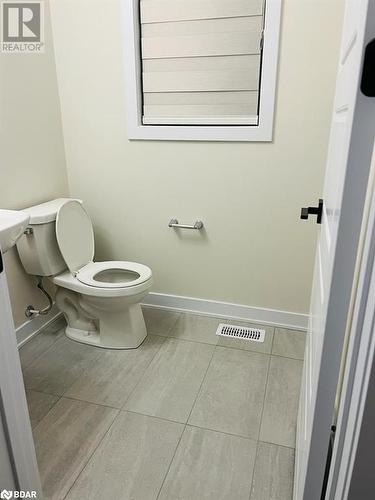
[217,321,275,354]
[142,307,180,336]
[189,347,269,438]
[23,312,301,499]
[26,390,60,429]
[66,412,183,500]
[19,319,65,369]
[168,313,220,344]
[43,315,67,333]
[169,313,275,354]
[260,356,303,448]
[65,335,164,408]
[125,338,214,422]
[272,329,306,360]
[250,442,295,500]
[33,397,117,500]
[159,426,257,500]
[23,336,102,396]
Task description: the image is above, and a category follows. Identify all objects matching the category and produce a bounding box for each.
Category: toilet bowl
[53,260,152,349]
[16,198,153,349]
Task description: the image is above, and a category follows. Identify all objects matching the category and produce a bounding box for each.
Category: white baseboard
[16,304,63,347]
[142,292,308,331]
[15,294,307,347]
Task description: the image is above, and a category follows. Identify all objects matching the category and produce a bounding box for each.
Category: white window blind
[140,0,265,126]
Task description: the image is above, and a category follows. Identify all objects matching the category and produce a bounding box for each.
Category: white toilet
[17,198,153,349]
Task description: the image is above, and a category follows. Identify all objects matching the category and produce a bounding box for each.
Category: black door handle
[361,38,375,97]
[300,199,323,224]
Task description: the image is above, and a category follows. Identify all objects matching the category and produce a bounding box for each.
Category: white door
[295,1,375,498]
[0,249,42,495]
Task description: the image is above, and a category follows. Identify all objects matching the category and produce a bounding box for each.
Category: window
[124,0,281,141]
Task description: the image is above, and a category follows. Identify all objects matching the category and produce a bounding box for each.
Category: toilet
[16,198,152,349]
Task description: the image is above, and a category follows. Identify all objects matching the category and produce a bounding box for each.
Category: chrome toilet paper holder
[168,218,204,230]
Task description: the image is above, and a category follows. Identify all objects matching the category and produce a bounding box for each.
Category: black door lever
[300,199,323,224]
[361,38,375,97]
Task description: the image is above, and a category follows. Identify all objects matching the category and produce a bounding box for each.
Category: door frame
[295,0,375,496]
[326,3,375,496]
[0,250,42,496]
[326,142,375,498]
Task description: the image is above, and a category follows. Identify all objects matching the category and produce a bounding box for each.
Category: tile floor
[20,310,305,500]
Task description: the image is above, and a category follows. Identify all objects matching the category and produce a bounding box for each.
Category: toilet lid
[56,200,94,273]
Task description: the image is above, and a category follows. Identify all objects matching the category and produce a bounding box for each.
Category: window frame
[123,0,281,142]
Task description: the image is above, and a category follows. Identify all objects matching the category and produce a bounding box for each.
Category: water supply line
[25,276,53,318]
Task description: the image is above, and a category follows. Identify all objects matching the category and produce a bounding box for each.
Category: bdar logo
[0,491,36,499]
[0,490,12,500]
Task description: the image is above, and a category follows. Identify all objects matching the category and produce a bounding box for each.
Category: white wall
[49,0,343,316]
[0,0,68,327]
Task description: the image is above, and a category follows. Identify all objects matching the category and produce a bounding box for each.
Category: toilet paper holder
[168,218,204,230]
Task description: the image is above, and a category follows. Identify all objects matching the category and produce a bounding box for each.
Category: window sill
[127,122,273,142]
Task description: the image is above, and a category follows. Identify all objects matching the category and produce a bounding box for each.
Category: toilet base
[55,286,149,350]
[65,326,146,350]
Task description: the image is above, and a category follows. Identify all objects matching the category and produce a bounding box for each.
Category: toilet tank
[16,198,81,277]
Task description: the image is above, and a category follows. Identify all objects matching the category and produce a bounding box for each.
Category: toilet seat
[53,269,152,298]
[76,261,152,288]
[55,200,152,291]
